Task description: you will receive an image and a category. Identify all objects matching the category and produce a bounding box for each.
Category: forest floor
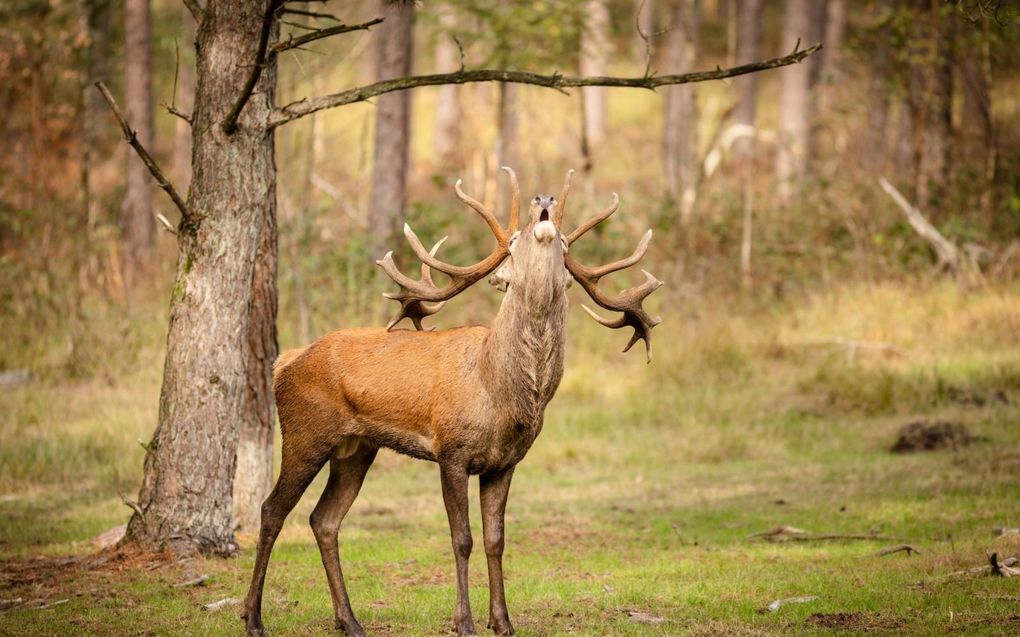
[1,281,1019,636]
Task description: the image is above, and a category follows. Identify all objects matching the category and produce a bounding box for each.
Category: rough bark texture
[369,0,415,260]
[433,5,461,167]
[580,0,610,149]
[125,1,278,555]
[732,0,762,158]
[121,0,155,285]
[775,0,814,200]
[662,0,699,220]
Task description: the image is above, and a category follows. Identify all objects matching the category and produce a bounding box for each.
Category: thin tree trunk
[732,0,762,159]
[369,0,414,260]
[913,2,952,212]
[498,82,518,172]
[433,5,461,167]
[580,0,610,151]
[633,0,657,67]
[775,0,814,201]
[125,1,279,554]
[662,0,699,221]
[122,0,155,286]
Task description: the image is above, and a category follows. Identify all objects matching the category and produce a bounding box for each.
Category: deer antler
[377,167,521,330]
[563,181,663,362]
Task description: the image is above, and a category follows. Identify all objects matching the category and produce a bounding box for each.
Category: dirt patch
[805,612,905,632]
[891,421,978,453]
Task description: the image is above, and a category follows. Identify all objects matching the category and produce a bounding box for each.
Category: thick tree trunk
[662,0,699,220]
[732,0,762,159]
[775,0,814,201]
[369,0,415,259]
[580,0,610,150]
[125,1,279,555]
[122,0,155,286]
[433,5,461,167]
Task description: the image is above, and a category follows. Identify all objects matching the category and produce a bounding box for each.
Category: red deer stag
[242,168,662,637]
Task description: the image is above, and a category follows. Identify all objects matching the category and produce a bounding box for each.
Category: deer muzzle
[533,220,557,244]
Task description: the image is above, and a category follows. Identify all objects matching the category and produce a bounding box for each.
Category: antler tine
[566,192,619,245]
[554,169,574,227]
[454,179,508,246]
[565,193,663,362]
[378,237,449,331]
[378,176,519,331]
[501,166,520,232]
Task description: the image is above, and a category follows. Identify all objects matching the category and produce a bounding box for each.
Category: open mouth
[539,208,550,222]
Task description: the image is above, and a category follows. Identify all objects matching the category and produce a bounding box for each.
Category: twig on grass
[201,597,240,611]
[873,544,923,557]
[173,574,210,588]
[748,525,900,543]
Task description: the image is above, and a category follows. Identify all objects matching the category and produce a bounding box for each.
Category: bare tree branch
[182,0,203,23]
[271,43,822,128]
[95,82,194,224]
[271,17,384,55]
[222,0,283,135]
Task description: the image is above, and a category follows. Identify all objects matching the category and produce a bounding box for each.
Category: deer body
[243,170,659,637]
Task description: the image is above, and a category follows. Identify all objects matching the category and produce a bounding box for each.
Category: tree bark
[580,0,610,150]
[662,0,699,220]
[433,5,461,168]
[368,0,415,260]
[125,1,279,555]
[775,0,815,201]
[732,0,762,159]
[122,0,155,286]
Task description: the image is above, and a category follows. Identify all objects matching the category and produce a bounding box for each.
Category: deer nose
[534,220,557,244]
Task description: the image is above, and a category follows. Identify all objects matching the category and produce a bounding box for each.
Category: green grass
[2,282,1020,636]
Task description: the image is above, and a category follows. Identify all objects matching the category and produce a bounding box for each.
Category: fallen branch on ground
[201,597,240,611]
[748,525,900,543]
[173,574,210,588]
[759,595,819,613]
[873,544,923,557]
[878,177,963,273]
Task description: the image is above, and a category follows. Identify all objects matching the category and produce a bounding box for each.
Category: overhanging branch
[271,17,384,54]
[270,43,822,128]
[95,82,195,224]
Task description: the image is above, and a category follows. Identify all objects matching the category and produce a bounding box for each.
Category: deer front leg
[440,463,477,636]
[480,467,516,636]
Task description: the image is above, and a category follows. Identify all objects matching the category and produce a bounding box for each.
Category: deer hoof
[487,616,515,636]
[335,617,367,637]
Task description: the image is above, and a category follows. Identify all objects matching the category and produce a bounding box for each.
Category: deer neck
[480,283,568,425]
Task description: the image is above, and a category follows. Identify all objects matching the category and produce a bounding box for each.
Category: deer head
[377,168,663,361]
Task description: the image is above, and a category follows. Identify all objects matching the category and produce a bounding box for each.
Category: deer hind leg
[310,441,378,637]
[242,446,329,637]
[480,467,516,636]
[440,463,477,636]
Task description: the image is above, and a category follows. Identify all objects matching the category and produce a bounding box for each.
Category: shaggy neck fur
[480,277,568,426]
